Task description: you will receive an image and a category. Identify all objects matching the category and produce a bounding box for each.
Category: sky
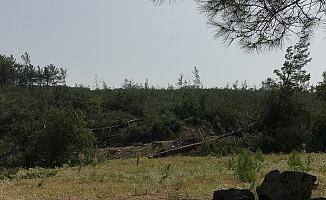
[1,1,325,89]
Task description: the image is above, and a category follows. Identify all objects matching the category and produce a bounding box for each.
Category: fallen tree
[90,119,143,132]
[151,122,254,158]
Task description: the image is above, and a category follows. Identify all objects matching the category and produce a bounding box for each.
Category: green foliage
[274,35,311,94]
[255,148,264,162]
[193,140,219,156]
[313,73,326,152]
[149,110,182,141]
[0,54,16,86]
[287,150,309,171]
[261,35,314,152]
[234,150,257,183]
[191,66,203,89]
[305,155,313,171]
[1,49,326,170]
[25,108,96,167]
[192,133,254,157]
[0,166,20,180]
[311,113,326,152]
[315,71,326,106]
[19,167,58,179]
[227,156,235,170]
[154,0,324,53]
[120,123,151,144]
[161,164,172,181]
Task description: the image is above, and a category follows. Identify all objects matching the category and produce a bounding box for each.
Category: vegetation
[235,149,258,184]
[1,21,326,199]
[0,153,326,199]
[152,0,326,53]
[1,34,326,169]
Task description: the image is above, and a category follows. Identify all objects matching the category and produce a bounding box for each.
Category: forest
[1,36,326,169]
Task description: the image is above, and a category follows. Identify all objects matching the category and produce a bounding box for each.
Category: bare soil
[101,140,183,159]
[101,126,206,159]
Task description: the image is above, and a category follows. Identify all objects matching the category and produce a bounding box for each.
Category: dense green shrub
[255,148,264,162]
[23,108,96,167]
[287,149,313,172]
[0,166,20,180]
[235,150,257,183]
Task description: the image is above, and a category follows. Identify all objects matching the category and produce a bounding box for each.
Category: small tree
[261,33,313,151]
[235,150,257,184]
[0,54,16,86]
[273,33,311,105]
[192,66,203,89]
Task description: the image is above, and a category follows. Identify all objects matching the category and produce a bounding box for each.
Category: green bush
[227,156,235,170]
[287,149,305,171]
[24,109,96,168]
[19,167,58,179]
[0,166,20,180]
[255,148,264,162]
[235,150,257,183]
[160,163,172,183]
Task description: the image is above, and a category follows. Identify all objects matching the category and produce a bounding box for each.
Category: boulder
[212,188,255,200]
[256,170,316,200]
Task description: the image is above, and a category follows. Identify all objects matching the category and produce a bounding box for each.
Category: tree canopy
[152,0,326,53]
[2,51,326,168]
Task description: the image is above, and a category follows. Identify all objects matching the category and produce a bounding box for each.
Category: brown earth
[100,126,209,159]
[101,140,183,159]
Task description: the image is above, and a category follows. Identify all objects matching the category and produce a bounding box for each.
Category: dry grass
[1,153,326,199]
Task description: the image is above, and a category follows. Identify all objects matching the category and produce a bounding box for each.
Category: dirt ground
[101,140,183,159]
[101,126,206,159]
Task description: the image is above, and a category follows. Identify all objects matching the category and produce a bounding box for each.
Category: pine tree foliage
[151,0,326,53]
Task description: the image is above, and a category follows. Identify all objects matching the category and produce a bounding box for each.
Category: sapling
[136,152,140,167]
[78,153,85,172]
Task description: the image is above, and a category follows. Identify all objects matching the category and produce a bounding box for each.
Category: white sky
[1,1,325,89]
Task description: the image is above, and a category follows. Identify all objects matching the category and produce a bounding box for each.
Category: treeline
[0,52,67,93]
[1,36,326,168]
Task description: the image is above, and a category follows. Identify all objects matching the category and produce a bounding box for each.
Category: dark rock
[212,188,255,200]
[257,170,316,200]
[311,198,326,200]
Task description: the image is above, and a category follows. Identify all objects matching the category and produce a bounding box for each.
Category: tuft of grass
[37,181,43,187]
[227,156,235,170]
[18,167,58,179]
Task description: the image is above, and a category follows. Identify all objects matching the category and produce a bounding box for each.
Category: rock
[212,188,255,200]
[256,170,316,200]
[311,198,326,200]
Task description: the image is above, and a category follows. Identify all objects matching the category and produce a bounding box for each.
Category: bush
[287,149,312,171]
[287,149,304,171]
[19,167,58,179]
[121,123,151,144]
[150,111,181,141]
[24,109,96,168]
[191,137,245,156]
[0,166,20,180]
[235,149,257,183]
[255,147,264,162]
